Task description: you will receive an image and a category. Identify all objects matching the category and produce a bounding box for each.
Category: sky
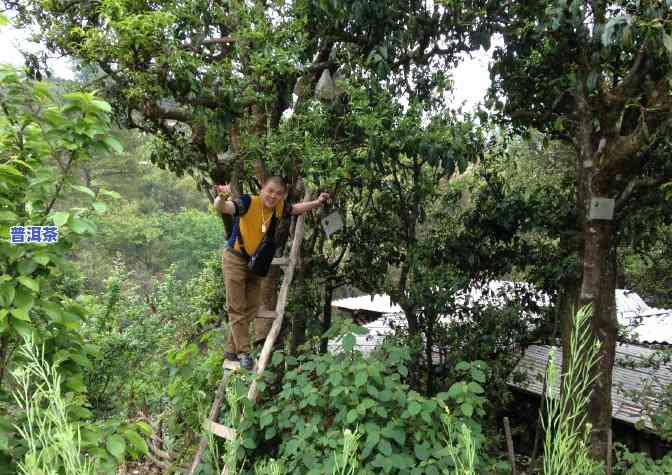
[0,22,493,111]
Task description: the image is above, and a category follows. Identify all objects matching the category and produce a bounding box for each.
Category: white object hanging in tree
[589,197,615,220]
[321,210,344,237]
[315,69,336,101]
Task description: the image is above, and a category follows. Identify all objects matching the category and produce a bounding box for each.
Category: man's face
[261,181,285,208]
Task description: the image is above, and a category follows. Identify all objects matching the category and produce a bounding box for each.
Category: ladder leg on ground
[187,360,241,475]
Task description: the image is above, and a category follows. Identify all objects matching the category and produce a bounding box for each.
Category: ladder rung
[204,420,237,440]
[222,360,241,371]
[257,310,277,319]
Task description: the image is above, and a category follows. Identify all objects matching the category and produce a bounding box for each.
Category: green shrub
[614,443,672,475]
[233,326,498,475]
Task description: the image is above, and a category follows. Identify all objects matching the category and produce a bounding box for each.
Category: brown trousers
[222,249,276,353]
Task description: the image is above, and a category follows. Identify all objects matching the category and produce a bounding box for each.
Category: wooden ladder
[187,189,311,475]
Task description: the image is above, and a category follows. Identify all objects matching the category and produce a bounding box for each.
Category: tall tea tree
[6,0,495,207]
[489,0,672,459]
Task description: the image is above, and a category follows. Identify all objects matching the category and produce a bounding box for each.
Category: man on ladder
[214,177,329,370]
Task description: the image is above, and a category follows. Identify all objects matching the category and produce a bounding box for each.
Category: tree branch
[616,174,670,211]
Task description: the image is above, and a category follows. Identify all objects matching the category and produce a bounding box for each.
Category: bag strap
[234,216,249,257]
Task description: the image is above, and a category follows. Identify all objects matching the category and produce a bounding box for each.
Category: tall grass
[221,385,246,474]
[332,427,363,475]
[439,405,477,475]
[254,458,286,475]
[542,304,603,475]
[11,337,95,475]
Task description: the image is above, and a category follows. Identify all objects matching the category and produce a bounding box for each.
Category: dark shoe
[224,351,239,361]
[239,353,255,371]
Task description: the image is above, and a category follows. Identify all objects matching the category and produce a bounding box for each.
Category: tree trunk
[425,319,434,395]
[320,284,333,354]
[560,274,581,377]
[579,218,618,461]
[290,272,306,355]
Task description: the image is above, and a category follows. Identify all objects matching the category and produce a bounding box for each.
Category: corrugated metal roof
[617,290,672,345]
[621,310,672,345]
[332,281,549,315]
[328,313,407,357]
[330,281,548,359]
[509,343,672,429]
[616,289,651,318]
[334,286,672,345]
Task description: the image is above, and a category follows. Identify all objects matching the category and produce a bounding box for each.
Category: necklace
[261,206,272,233]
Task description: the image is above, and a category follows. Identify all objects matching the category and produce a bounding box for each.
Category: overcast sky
[0,22,493,111]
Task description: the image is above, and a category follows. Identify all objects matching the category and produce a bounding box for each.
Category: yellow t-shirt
[231,195,289,255]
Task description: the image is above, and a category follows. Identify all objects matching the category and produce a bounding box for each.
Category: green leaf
[72,185,96,198]
[271,351,284,366]
[14,286,34,311]
[103,137,124,154]
[448,383,462,398]
[99,189,121,200]
[346,408,358,424]
[0,164,23,180]
[242,436,256,449]
[10,307,31,322]
[408,401,421,416]
[41,301,63,323]
[378,438,393,457]
[51,211,69,226]
[69,217,96,234]
[0,309,7,331]
[123,430,149,455]
[92,99,112,113]
[0,211,17,222]
[92,202,108,214]
[260,413,273,428]
[354,371,367,387]
[389,428,405,446]
[664,33,672,55]
[17,259,37,275]
[342,333,355,352]
[265,426,277,440]
[134,421,153,437]
[470,368,486,383]
[460,402,474,418]
[11,318,32,339]
[455,361,470,371]
[17,275,39,292]
[32,252,50,265]
[414,443,430,461]
[0,282,15,307]
[328,371,343,386]
[106,434,126,462]
[467,381,484,394]
[351,325,368,335]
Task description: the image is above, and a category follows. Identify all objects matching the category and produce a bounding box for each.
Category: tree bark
[320,284,333,354]
[425,319,434,395]
[579,218,618,460]
[289,271,306,355]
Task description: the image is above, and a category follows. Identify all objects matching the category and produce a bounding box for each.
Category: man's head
[260,175,287,208]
